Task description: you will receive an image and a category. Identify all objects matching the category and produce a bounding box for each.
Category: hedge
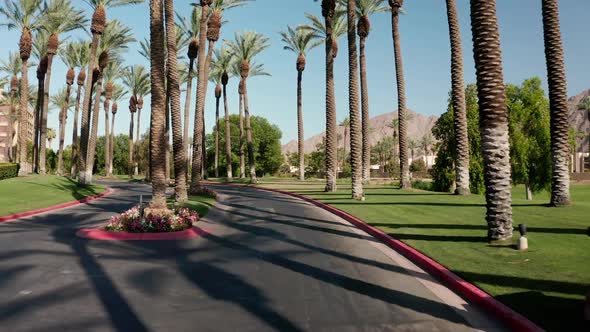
[0,163,19,180]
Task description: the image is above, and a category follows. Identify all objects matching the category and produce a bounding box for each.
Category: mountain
[282,110,439,156]
[568,90,590,153]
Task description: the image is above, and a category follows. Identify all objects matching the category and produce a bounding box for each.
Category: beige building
[0,98,34,163]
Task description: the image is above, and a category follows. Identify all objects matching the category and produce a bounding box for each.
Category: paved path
[0,182,507,331]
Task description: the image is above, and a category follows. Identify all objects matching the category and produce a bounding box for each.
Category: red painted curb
[0,187,113,223]
[76,226,210,241]
[205,181,544,332]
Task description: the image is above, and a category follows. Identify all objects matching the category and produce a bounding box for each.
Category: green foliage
[306,140,326,177]
[0,163,19,180]
[93,134,130,176]
[432,84,484,193]
[506,77,551,193]
[206,115,283,177]
[410,159,427,178]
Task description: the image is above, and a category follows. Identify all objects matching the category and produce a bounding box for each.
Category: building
[0,95,34,163]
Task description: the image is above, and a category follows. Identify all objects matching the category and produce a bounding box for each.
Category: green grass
[0,175,106,217]
[242,179,589,331]
[174,195,216,219]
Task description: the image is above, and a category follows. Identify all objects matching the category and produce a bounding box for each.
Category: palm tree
[345,0,363,199]
[31,31,48,172]
[541,0,570,206]
[37,0,85,175]
[51,86,73,175]
[70,41,89,177]
[122,64,149,177]
[58,42,81,176]
[341,0,387,184]
[445,0,470,195]
[339,116,350,176]
[578,96,590,171]
[102,60,122,176]
[108,83,126,176]
[0,51,22,162]
[420,133,434,166]
[280,25,320,181]
[469,0,512,241]
[0,0,45,175]
[209,70,222,178]
[176,7,201,177]
[149,0,167,207]
[164,0,188,202]
[211,46,235,179]
[302,7,347,191]
[78,0,143,185]
[386,116,398,163]
[388,0,410,189]
[408,139,418,166]
[46,127,56,149]
[227,31,271,184]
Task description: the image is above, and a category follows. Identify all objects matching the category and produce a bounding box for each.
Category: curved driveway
[0,182,507,331]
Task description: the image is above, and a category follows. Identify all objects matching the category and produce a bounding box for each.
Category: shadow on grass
[371,223,588,235]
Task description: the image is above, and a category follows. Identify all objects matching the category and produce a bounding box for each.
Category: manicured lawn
[0,175,106,217]
[174,195,216,219]
[247,179,589,331]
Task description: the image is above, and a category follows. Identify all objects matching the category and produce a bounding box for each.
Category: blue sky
[1,0,589,149]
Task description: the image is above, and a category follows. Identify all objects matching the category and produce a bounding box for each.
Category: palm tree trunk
[71,83,82,177]
[239,92,245,178]
[201,40,215,179]
[214,94,220,178]
[184,58,195,181]
[189,2,210,193]
[346,0,363,199]
[470,0,513,241]
[149,0,167,207]
[33,75,44,173]
[18,54,30,175]
[129,115,134,179]
[390,5,410,189]
[343,126,347,175]
[243,80,257,183]
[85,74,104,183]
[39,54,55,174]
[359,35,370,184]
[7,92,15,162]
[57,106,66,176]
[135,107,142,176]
[109,110,116,176]
[165,0,188,202]
[446,0,470,195]
[79,33,100,184]
[223,82,232,179]
[164,101,170,182]
[104,97,111,177]
[297,69,305,181]
[542,0,570,206]
[324,15,337,192]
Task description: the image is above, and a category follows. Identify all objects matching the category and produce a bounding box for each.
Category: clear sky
[1,0,589,150]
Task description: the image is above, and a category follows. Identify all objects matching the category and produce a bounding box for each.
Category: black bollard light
[518,224,527,237]
[518,223,528,251]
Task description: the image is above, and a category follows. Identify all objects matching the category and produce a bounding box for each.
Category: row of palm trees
[305,0,572,240]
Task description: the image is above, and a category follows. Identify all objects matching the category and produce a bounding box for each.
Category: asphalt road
[0,181,507,331]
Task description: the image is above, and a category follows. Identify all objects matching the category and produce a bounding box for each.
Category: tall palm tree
[128,95,137,178]
[0,0,45,175]
[164,0,188,201]
[66,41,89,177]
[108,83,126,176]
[469,0,512,241]
[51,86,73,175]
[445,0,470,195]
[149,0,167,207]
[420,133,434,165]
[388,0,410,189]
[227,31,271,184]
[209,70,222,178]
[211,46,235,179]
[339,116,350,176]
[37,0,85,175]
[341,0,388,184]
[102,60,122,176]
[122,64,149,176]
[46,127,56,149]
[0,51,22,162]
[345,0,363,199]
[280,25,320,181]
[541,0,570,206]
[31,31,48,172]
[177,7,201,177]
[78,0,143,185]
[303,7,347,191]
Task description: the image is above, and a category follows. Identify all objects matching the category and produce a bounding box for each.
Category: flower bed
[105,206,200,233]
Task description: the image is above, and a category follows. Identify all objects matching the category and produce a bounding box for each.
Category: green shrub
[0,163,19,180]
[412,180,433,191]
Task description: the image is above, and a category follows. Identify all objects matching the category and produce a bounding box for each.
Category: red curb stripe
[0,187,112,223]
[204,181,544,332]
[76,226,210,241]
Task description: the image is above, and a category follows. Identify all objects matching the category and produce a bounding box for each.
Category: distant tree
[506,77,551,200]
[93,134,130,176]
